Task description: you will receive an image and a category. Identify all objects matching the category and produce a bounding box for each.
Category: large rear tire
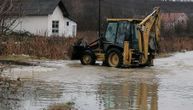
[107,49,123,68]
[80,51,96,65]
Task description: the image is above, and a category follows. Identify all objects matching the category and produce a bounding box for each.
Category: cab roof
[107,18,142,23]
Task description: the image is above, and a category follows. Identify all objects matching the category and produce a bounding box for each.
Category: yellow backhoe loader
[72,7,160,68]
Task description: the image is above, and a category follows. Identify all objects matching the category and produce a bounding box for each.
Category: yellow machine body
[72,7,160,67]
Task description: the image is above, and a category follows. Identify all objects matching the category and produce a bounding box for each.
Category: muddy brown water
[0,52,193,110]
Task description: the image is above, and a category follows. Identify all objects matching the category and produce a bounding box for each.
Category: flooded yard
[0,51,193,110]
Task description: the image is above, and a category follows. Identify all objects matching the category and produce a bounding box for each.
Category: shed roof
[20,0,69,17]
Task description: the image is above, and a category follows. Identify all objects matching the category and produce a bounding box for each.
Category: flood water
[1,51,193,110]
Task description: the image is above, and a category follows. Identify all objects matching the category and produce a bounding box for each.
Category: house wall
[48,6,77,37]
[13,16,48,36]
[13,6,77,37]
[64,18,77,37]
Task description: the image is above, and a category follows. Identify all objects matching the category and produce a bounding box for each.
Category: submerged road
[0,51,193,110]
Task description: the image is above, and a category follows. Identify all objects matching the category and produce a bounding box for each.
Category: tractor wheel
[80,51,96,65]
[107,49,123,68]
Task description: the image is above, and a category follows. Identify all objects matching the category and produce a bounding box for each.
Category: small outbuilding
[13,0,77,37]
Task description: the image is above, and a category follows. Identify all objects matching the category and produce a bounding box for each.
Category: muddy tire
[107,48,123,68]
[80,51,96,65]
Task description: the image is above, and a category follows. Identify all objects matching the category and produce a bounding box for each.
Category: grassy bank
[159,36,193,53]
[0,35,78,59]
[0,33,193,60]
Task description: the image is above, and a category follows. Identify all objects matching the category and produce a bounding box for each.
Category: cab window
[105,22,118,43]
[116,22,130,45]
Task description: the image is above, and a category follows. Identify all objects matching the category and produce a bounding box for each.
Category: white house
[161,13,189,30]
[13,0,77,37]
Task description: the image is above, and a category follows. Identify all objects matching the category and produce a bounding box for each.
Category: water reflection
[98,81,158,110]
[0,78,159,110]
[0,79,63,110]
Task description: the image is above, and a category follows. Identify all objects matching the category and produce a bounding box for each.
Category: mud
[0,52,193,110]
[0,60,38,66]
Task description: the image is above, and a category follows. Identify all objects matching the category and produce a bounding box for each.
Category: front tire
[107,48,123,68]
[80,51,96,65]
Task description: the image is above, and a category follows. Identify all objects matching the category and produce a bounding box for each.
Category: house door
[72,25,76,36]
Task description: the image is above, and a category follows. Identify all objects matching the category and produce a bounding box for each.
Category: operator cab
[102,19,142,51]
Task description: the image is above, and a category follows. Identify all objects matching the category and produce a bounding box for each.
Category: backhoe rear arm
[137,7,161,64]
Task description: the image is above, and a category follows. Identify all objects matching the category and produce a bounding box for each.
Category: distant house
[13,0,77,37]
[161,13,188,30]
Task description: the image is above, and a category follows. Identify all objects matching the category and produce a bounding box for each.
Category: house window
[66,22,69,26]
[52,21,59,34]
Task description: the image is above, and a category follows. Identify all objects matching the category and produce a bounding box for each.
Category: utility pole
[98,0,101,36]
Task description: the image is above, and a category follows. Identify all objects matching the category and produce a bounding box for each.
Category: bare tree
[0,0,21,35]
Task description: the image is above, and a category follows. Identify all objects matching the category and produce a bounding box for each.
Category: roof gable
[21,0,69,17]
